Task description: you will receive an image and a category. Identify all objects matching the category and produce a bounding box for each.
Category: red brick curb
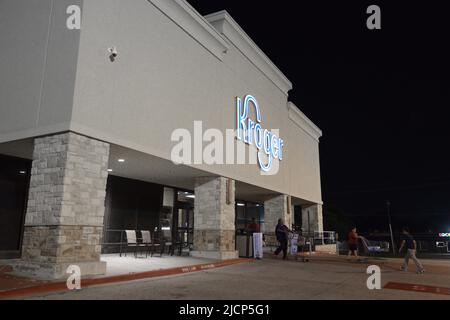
[384,282,450,296]
[0,258,253,300]
[0,265,14,274]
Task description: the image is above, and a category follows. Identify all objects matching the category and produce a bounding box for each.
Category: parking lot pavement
[25,257,450,300]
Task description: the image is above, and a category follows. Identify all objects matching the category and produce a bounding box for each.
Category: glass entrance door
[178,207,194,244]
[173,202,194,251]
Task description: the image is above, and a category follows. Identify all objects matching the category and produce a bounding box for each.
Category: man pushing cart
[274,219,310,262]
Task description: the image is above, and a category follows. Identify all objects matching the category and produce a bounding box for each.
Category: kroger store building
[0,0,323,278]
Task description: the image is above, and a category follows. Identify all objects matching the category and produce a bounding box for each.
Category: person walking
[347,227,360,262]
[399,227,425,274]
[274,219,291,260]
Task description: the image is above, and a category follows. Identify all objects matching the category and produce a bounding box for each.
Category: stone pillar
[301,204,324,235]
[263,195,292,235]
[191,177,238,260]
[18,132,110,279]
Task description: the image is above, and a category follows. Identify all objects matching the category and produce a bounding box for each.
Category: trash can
[236,234,253,258]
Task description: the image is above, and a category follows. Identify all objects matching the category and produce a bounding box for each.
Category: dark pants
[275,239,288,259]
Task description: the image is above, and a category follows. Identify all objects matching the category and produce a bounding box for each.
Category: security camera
[108,47,118,60]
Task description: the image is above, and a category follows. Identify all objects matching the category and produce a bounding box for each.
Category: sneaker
[400,266,407,272]
[417,269,425,274]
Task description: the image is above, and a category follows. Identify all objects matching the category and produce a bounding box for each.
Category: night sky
[187,1,450,233]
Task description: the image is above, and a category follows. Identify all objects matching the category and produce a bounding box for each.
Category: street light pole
[387,201,396,255]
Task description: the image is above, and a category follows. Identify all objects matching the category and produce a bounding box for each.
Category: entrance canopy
[0,138,318,204]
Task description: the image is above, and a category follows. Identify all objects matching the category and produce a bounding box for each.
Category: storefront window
[102,176,163,253]
[0,155,31,258]
[235,201,263,234]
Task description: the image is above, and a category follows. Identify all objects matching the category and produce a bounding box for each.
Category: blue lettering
[254,123,263,150]
[236,95,285,172]
[271,134,279,159]
[236,97,247,142]
[279,139,284,161]
[248,119,255,145]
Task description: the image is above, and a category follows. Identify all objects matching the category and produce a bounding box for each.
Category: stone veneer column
[191,177,238,260]
[19,132,110,279]
[263,195,292,235]
[301,204,324,235]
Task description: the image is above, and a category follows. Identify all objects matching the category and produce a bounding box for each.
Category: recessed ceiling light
[118,159,125,163]
[19,171,26,175]
[186,195,196,199]
[237,203,245,207]
[107,169,113,173]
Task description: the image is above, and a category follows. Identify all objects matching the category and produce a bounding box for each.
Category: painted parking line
[384,282,450,296]
[0,258,253,300]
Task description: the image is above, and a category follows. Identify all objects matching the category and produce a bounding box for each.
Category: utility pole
[387,201,396,255]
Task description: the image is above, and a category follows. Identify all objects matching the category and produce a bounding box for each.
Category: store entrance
[173,191,195,253]
[235,201,264,258]
[0,155,31,259]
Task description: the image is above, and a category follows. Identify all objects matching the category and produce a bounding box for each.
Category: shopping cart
[289,232,309,262]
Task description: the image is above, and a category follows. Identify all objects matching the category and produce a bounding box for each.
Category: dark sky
[187,1,450,232]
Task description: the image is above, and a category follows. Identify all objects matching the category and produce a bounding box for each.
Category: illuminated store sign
[439,233,450,238]
[236,95,284,172]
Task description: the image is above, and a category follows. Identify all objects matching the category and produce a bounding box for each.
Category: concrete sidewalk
[0,257,252,299]
[24,257,450,300]
[101,254,215,277]
[2,253,449,300]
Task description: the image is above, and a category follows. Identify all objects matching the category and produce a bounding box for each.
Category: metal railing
[102,229,161,255]
[298,230,337,246]
[313,231,337,245]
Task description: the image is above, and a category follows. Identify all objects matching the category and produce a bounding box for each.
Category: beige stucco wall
[0,0,83,142]
[71,0,322,203]
[0,0,323,204]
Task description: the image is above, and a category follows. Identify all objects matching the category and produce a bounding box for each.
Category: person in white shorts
[398,227,425,274]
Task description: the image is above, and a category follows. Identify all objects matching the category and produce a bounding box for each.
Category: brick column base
[17,226,106,279]
[191,230,238,260]
[191,177,238,260]
[16,132,109,279]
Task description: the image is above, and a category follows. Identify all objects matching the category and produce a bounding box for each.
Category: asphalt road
[26,257,450,300]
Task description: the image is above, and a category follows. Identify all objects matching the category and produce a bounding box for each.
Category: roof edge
[148,0,229,61]
[287,102,323,141]
[205,10,293,95]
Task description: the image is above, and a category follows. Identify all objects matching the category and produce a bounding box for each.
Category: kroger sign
[236,95,284,172]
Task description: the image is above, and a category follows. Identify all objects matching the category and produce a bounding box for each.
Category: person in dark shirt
[274,219,291,260]
[398,227,425,274]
